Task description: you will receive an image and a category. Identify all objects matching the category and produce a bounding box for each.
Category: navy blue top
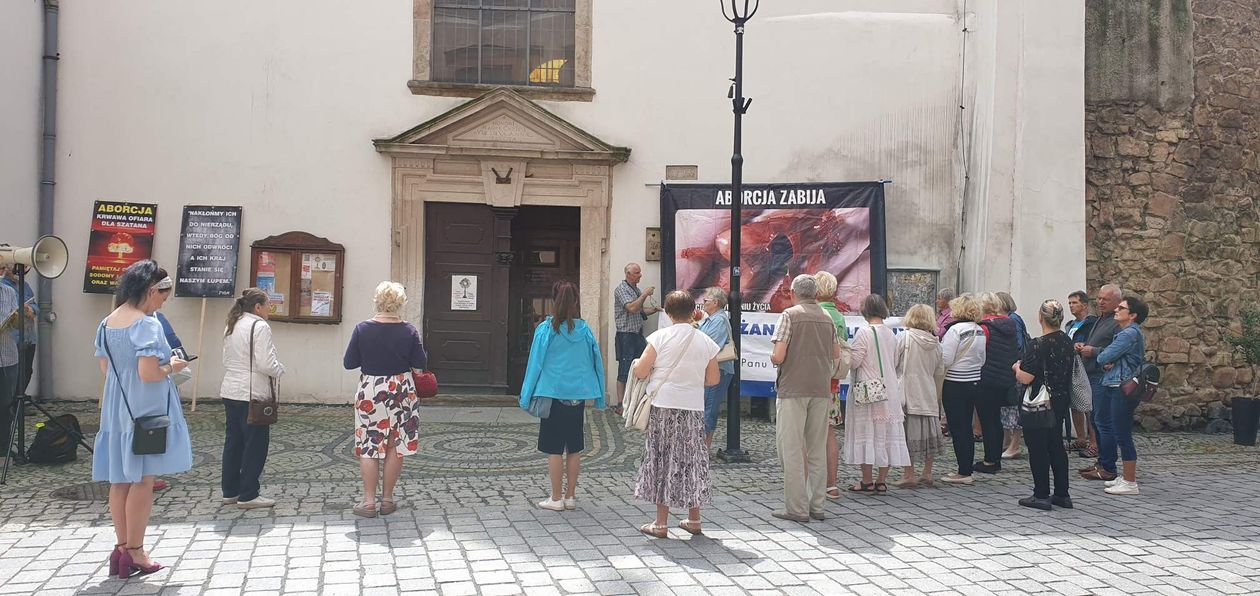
[155,311,183,350]
[343,320,428,376]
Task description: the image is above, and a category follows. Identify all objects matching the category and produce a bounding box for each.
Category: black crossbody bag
[100,323,172,455]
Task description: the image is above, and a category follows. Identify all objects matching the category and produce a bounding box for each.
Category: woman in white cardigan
[894,304,945,488]
[219,288,285,509]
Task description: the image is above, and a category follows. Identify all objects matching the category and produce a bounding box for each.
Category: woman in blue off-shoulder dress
[93,260,192,578]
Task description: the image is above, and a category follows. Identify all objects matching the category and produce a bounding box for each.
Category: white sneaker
[537,498,565,511]
[563,497,577,510]
[237,496,276,509]
[1103,479,1120,488]
[1104,480,1139,495]
[222,496,239,505]
[940,474,974,485]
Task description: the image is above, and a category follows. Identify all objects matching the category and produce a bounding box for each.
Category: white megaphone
[0,235,69,279]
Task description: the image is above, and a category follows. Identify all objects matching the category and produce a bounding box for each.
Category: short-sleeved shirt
[0,284,17,367]
[1023,330,1075,416]
[644,323,720,411]
[613,280,647,334]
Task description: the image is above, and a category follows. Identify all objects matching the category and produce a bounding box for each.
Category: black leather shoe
[1051,496,1074,509]
[1019,496,1052,511]
[973,461,1001,474]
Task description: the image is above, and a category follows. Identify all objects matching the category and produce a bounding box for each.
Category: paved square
[1,402,1258,595]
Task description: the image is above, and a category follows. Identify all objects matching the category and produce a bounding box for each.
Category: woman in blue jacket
[519,280,606,512]
[1096,295,1149,496]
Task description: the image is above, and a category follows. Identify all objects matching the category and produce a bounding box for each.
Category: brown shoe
[1078,463,1099,473]
[1079,466,1117,481]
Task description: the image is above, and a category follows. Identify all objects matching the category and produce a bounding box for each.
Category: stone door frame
[374,89,630,383]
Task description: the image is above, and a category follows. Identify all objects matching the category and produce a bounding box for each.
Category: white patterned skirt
[633,407,713,509]
[843,400,912,467]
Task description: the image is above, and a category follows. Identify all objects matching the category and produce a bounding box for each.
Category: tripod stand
[1,266,93,485]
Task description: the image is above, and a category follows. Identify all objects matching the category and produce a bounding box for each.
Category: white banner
[736,311,904,397]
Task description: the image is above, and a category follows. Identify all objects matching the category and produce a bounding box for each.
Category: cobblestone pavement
[1,401,1259,595]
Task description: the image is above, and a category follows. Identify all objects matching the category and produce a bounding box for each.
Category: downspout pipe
[37,0,59,399]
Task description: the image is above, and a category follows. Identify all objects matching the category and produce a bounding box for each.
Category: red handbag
[412,370,438,400]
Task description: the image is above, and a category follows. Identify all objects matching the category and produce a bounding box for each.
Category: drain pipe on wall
[36,0,60,399]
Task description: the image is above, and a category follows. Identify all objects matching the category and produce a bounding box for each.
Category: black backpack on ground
[26,414,82,464]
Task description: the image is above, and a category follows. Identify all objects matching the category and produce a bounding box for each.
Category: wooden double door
[423,203,579,394]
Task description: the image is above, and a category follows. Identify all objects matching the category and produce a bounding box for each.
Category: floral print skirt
[633,407,713,509]
[354,373,420,459]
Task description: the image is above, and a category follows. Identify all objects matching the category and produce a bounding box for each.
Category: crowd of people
[85,257,1154,577]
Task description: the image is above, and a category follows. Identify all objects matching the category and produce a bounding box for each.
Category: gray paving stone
[1,403,1258,596]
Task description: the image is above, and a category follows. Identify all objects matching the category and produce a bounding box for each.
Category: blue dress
[92,315,193,483]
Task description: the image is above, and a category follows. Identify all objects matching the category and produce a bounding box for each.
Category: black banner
[661,182,887,313]
[175,205,243,298]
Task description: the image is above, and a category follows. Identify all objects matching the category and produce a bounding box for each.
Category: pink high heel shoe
[118,546,163,579]
[108,543,124,576]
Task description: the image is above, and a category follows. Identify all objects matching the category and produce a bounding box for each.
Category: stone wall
[1086,0,1260,430]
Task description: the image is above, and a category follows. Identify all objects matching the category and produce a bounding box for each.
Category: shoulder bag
[1018,343,1056,428]
[716,315,738,363]
[623,329,697,431]
[247,319,279,426]
[850,327,888,406]
[100,323,171,455]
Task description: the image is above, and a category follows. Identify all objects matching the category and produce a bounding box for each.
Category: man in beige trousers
[770,274,841,522]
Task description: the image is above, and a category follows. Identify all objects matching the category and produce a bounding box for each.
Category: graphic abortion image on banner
[660,182,889,397]
[82,200,158,294]
[660,182,887,314]
[175,205,243,298]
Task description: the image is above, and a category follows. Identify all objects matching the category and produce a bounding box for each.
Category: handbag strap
[99,320,171,421]
[649,328,698,398]
[871,326,885,377]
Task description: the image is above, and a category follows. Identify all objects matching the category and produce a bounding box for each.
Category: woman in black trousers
[1013,300,1074,510]
[939,294,987,485]
[974,293,1020,475]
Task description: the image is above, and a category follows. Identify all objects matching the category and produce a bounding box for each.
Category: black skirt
[538,400,586,455]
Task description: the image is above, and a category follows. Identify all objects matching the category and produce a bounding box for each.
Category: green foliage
[1228,308,1260,366]
[1227,307,1260,395]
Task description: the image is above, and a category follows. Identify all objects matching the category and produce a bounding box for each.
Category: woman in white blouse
[219,288,285,509]
[631,290,720,538]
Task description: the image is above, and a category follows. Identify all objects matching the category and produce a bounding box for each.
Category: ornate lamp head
[720,0,760,26]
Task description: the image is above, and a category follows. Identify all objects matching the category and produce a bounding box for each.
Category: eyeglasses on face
[1116,305,1130,312]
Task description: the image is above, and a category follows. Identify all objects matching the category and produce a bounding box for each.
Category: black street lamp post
[717,0,757,464]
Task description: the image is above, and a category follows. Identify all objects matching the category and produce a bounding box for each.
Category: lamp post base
[716,448,752,463]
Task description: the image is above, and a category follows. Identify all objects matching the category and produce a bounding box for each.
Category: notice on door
[451,275,477,311]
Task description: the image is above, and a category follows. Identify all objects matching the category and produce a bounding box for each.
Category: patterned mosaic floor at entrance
[3,400,1253,498]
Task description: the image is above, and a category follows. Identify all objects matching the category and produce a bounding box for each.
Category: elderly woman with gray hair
[697,287,734,449]
[343,281,428,517]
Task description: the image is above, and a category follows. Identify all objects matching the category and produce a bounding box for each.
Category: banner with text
[661,182,887,313]
[82,200,158,294]
[736,311,905,397]
[175,206,243,298]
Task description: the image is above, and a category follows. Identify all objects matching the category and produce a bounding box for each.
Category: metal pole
[37,0,60,401]
[718,0,756,463]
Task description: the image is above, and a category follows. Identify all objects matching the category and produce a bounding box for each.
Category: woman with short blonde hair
[894,304,945,488]
[374,281,407,314]
[343,280,428,517]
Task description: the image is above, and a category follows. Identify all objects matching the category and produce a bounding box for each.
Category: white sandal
[825,486,842,500]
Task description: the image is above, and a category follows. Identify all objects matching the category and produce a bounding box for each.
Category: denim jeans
[1096,386,1140,474]
[222,400,271,501]
[942,380,981,476]
[703,371,734,433]
[1088,376,1105,441]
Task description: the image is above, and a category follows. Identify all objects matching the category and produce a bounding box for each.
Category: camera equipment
[2,235,92,485]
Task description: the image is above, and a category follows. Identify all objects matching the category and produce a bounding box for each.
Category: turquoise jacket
[519,317,607,410]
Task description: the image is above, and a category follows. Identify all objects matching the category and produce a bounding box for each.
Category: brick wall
[1086,0,1260,430]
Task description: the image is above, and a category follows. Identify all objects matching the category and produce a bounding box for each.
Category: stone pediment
[374,88,629,163]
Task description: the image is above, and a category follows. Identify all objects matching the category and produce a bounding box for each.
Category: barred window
[433,0,576,87]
